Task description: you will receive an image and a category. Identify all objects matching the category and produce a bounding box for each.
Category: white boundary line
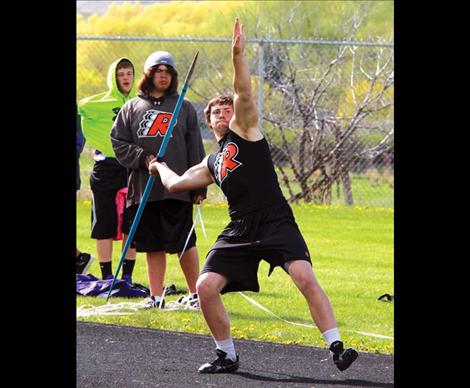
[238,292,394,340]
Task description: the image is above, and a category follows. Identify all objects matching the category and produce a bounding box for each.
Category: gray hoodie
[111,92,206,207]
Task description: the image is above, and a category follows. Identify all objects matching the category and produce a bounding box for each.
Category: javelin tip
[185,51,199,85]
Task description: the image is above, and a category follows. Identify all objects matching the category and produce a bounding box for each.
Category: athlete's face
[152,65,172,93]
[210,104,234,136]
[116,67,134,96]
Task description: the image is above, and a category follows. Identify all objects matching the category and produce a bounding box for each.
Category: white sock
[214,338,237,361]
[322,327,341,347]
[151,295,162,304]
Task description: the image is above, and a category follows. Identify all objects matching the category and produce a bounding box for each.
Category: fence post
[257,41,264,132]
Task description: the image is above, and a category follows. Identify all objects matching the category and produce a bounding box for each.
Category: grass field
[77,200,394,355]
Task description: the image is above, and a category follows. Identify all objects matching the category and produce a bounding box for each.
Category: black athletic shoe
[198,349,239,373]
[329,340,358,371]
[76,253,94,274]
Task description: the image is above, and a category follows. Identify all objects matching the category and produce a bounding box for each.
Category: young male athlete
[149,18,358,373]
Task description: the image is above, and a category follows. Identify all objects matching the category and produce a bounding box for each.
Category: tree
[260,9,394,205]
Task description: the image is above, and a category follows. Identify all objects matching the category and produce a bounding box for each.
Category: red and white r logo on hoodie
[137,109,176,137]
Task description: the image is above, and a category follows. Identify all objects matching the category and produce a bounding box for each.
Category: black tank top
[208,130,286,219]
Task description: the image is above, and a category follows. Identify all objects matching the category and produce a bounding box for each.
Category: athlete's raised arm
[230,18,262,141]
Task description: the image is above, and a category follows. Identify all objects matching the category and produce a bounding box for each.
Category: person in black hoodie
[149,18,358,374]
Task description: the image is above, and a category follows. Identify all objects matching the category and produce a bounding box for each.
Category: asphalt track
[77,321,393,387]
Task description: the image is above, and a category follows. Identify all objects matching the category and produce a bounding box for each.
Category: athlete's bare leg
[287,260,337,333]
[196,272,230,340]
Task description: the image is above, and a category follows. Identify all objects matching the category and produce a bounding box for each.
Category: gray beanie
[144,51,175,72]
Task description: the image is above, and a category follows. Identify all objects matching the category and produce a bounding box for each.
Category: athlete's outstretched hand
[145,155,156,169]
[232,18,244,56]
[149,160,165,177]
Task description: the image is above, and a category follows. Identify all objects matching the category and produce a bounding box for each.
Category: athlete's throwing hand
[232,17,244,57]
[149,160,164,177]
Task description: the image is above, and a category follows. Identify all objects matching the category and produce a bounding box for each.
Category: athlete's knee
[196,280,218,299]
[304,278,323,295]
[292,270,321,294]
[196,272,225,297]
[195,276,206,295]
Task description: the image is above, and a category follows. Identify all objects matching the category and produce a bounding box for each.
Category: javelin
[106,51,200,302]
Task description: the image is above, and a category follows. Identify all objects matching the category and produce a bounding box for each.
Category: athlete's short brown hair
[204,95,233,129]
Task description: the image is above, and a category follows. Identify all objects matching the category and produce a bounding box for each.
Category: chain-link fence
[78,36,394,207]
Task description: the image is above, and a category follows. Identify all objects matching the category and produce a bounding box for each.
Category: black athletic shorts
[201,201,312,294]
[126,199,196,254]
[91,188,131,239]
[90,157,128,191]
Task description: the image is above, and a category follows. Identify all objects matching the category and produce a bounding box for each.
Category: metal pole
[258,41,264,132]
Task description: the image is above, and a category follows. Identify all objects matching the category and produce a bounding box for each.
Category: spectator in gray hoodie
[111,51,206,309]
